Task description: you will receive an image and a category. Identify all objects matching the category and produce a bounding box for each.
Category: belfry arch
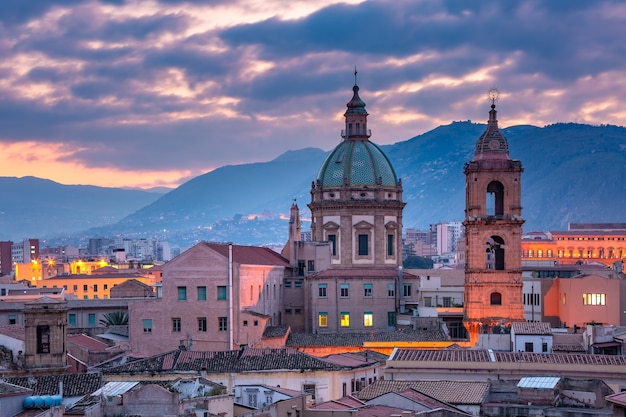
[486,181,504,216]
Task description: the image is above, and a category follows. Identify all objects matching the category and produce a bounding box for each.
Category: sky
[1,0,625,189]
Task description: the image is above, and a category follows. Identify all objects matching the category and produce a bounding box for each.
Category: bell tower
[463,95,525,343]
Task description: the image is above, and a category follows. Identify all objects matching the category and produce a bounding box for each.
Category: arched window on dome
[486,236,505,270]
[486,181,504,217]
[490,292,502,305]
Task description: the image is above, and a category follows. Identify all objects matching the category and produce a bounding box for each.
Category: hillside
[5,122,626,248]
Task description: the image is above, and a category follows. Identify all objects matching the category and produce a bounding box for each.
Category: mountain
[4,122,626,248]
[0,176,166,241]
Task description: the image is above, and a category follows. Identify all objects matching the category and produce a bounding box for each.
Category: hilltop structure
[463,98,525,342]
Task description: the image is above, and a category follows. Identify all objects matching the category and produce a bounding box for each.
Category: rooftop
[287,329,448,347]
[511,321,552,335]
[357,380,489,405]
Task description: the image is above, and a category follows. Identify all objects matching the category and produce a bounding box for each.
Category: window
[294,280,303,288]
[318,284,327,297]
[443,297,452,307]
[88,313,96,327]
[542,342,548,353]
[403,283,412,298]
[37,325,50,353]
[486,236,505,270]
[218,317,227,331]
[490,292,502,305]
[197,286,207,301]
[253,320,258,326]
[525,342,534,352]
[387,234,394,256]
[297,260,305,276]
[486,181,504,216]
[68,314,76,327]
[387,283,395,297]
[583,293,606,305]
[243,320,248,326]
[340,312,350,327]
[340,283,349,297]
[198,317,207,332]
[424,296,432,307]
[83,284,88,291]
[285,308,292,314]
[303,384,316,400]
[93,284,98,292]
[358,234,368,256]
[318,312,328,327]
[363,283,372,297]
[308,260,315,272]
[9,314,16,325]
[364,312,373,327]
[285,281,292,288]
[387,312,396,326]
[143,319,152,333]
[104,284,108,290]
[172,318,181,332]
[217,286,227,300]
[294,308,301,314]
[328,234,337,256]
[177,286,187,301]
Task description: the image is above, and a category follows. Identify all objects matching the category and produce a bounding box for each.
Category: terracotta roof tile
[202,243,290,267]
[7,373,102,397]
[0,381,32,396]
[357,380,489,405]
[511,322,552,335]
[263,325,289,338]
[0,324,26,341]
[102,348,353,375]
[68,334,110,351]
[287,330,448,347]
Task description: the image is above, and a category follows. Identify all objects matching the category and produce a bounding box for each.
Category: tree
[99,311,129,327]
[403,255,434,269]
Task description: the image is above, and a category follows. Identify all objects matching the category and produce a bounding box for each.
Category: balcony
[341,129,371,139]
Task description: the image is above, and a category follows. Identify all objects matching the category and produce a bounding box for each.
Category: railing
[341,129,371,138]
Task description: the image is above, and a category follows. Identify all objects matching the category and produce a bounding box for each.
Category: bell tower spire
[463,94,525,344]
[342,67,371,140]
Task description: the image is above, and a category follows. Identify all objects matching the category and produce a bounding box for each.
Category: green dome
[316,139,398,187]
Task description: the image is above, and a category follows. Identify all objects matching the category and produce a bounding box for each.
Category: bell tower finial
[354,66,358,85]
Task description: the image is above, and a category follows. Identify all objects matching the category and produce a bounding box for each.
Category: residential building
[0,241,12,275]
[510,321,553,353]
[463,100,525,341]
[128,242,290,356]
[11,238,39,266]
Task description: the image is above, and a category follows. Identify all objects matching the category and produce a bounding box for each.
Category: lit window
[217,286,227,300]
[582,293,606,305]
[340,312,350,327]
[142,319,152,333]
[198,286,207,301]
[318,312,328,327]
[198,317,207,332]
[363,283,372,297]
[172,318,181,332]
[364,312,373,327]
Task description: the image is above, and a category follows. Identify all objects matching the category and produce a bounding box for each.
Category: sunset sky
[1,0,625,189]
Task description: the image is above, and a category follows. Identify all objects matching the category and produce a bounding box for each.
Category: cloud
[0,0,625,188]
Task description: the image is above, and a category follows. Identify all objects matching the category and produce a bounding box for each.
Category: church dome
[315,80,399,188]
[316,139,398,187]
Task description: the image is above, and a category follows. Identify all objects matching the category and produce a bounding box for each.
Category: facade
[463,101,525,340]
[128,242,290,356]
[306,79,414,333]
[510,321,553,353]
[522,223,626,267]
[11,239,39,266]
[23,297,68,371]
[0,241,12,275]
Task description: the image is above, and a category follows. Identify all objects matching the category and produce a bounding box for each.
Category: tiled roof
[552,344,586,352]
[68,334,110,351]
[263,325,289,338]
[396,388,467,413]
[287,329,448,346]
[308,267,416,279]
[202,243,291,267]
[511,321,552,335]
[0,324,26,341]
[0,381,32,396]
[357,380,489,405]
[111,279,152,290]
[322,352,383,367]
[356,404,417,417]
[310,395,366,410]
[390,348,626,366]
[606,391,626,407]
[7,373,102,397]
[102,348,349,375]
[408,268,465,286]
